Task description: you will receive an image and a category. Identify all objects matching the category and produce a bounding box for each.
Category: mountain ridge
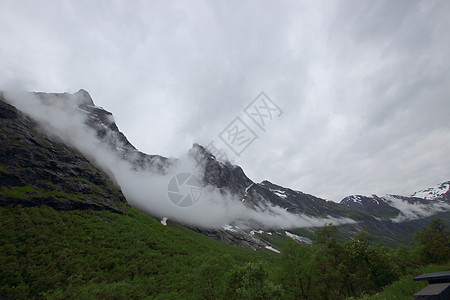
[0,92,127,213]
[1,89,449,248]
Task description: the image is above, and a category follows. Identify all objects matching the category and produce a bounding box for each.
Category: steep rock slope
[0,93,127,213]
[33,89,173,173]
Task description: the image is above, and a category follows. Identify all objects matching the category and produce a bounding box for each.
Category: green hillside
[2,204,449,299]
[0,205,281,299]
[1,95,449,299]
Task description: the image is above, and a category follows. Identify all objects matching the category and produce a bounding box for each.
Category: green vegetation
[0,180,127,212]
[0,205,279,299]
[0,164,10,173]
[277,221,449,299]
[1,185,99,203]
[0,205,448,299]
[353,264,450,300]
[415,218,450,264]
[278,227,399,299]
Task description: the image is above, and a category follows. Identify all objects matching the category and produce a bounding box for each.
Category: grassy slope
[0,205,279,299]
[1,204,448,299]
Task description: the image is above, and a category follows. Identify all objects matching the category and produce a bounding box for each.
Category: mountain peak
[32,89,94,108]
[73,89,94,106]
[191,142,207,152]
[411,181,450,201]
[260,180,273,185]
[189,143,216,161]
[260,180,284,190]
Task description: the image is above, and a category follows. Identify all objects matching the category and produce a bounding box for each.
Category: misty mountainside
[190,144,349,218]
[189,142,450,247]
[0,94,127,213]
[340,181,450,222]
[1,89,449,249]
[34,89,174,174]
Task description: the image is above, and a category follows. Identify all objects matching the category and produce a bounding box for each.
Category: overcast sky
[1,0,450,202]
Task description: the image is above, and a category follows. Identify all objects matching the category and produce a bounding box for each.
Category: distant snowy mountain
[411,181,450,202]
[340,192,450,222]
[340,194,400,218]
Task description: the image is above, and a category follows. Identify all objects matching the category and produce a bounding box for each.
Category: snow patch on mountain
[264,246,281,254]
[245,183,254,194]
[271,190,288,199]
[250,230,265,235]
[223,225,237,232]
[412,182,450,200]
[341,194,381,206]
[285,231,313,244]
[348,195,364,205]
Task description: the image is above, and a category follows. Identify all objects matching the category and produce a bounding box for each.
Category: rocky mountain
[340,191,449,222]
[1,89,449,249]
[411,181,450,203]
[0,92,127,213]
[33,89,174,174]
[188,141,450,248]
[340,194,401,218]
[190,138,450,224]
[190,143,355,217]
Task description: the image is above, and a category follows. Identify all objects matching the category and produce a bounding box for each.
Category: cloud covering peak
[1,0,450,201]
[2,91,355,229]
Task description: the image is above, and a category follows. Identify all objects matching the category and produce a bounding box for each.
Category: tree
[312,225,350,299]
[315,224,338,245]
[279,241,314,299]
[343,231,399,295]
[226,262,281,299]
[194,254,232,299]
[415,219,450,264]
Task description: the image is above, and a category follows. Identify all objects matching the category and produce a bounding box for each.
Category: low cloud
[383,195,450,222]
[4,91,355,229]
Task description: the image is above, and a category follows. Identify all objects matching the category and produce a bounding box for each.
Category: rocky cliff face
[0,93,127,213]
[189,143,253,195]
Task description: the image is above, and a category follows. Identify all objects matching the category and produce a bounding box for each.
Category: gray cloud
[3,91,355,229]
[383,195,450,222]
[1,0,450,202]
